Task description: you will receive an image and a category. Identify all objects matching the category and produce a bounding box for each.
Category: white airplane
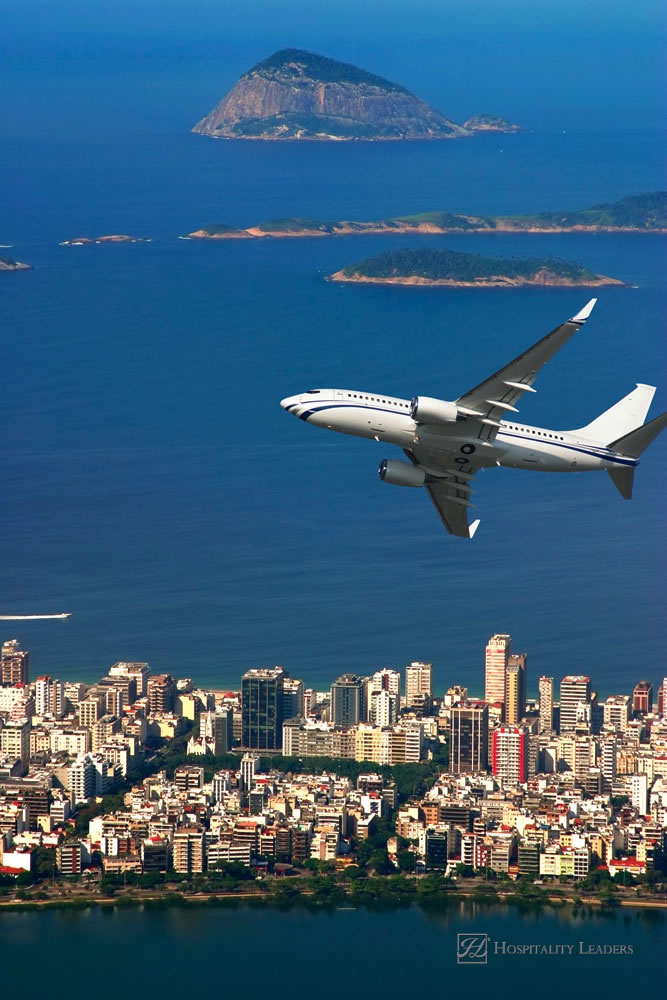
[280,299,666,538]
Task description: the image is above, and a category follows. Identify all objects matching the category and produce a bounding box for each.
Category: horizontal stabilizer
[610,411,667,458]
[607,467,635,500]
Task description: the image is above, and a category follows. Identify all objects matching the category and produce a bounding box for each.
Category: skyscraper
[330,674,363,728]
[147,674,176,715]
[485,634,511,707]
[242,666,285,750]
[404,661,432,709]
[559,676,591,734]
[632,681,653,715]
[368,688,398,727]
[282,678,305,721]
[505,653,527,725]
[538,676,554,733]
[450,703,489,773]
[1,639,30,685]
[492,725,529,785]
[366,669,401,718]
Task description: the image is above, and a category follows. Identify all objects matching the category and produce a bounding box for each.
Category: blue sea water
[1,4,666,698]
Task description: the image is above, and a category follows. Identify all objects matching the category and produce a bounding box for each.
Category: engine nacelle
[378,458,426,488]
[409,396,458,424]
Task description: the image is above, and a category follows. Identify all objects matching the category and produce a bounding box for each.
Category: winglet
[469,519,481,539]
[570,298,597,324]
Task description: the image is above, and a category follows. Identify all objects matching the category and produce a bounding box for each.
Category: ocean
[1,5,665,699]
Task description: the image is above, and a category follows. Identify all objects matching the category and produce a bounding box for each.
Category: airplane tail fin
[605,411,667,499]
[573,384,656,444]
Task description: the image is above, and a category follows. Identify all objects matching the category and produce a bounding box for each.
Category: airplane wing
[455,298,597,444]
[404,448,481,538]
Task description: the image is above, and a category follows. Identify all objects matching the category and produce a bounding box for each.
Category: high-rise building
[108,661,151,697]
[0,718,31,768]
[330,674,363,728]
[450,703,489,773]
[242,667,285,750]
[659,682,665,717]
[282,678,305,721]
[603,695,630,732]
[172,827,205,874]
[632,681,653,715]
[538,676,555,733]
[631,774,649,815]
[147,674,176,715]
[1,639,30,685]
[34,675,65,719]
[78,691,105,729]
[505,654,527,725]
[366,669,401,718]
[600,737,617,792]
[368,688,399,727]
[404,661,432,710]
[240,752,259,793]
[492,725,529,785]
[559,676,591,734]
[485,634,511,707]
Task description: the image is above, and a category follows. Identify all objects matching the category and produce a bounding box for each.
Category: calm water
[1,6,666,697]
[0,902,664,993]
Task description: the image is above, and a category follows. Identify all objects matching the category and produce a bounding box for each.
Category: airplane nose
[280,395,300,411]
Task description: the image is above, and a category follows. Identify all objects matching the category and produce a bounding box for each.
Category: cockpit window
[306,389,321,394]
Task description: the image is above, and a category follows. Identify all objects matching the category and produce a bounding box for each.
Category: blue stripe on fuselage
[295,402,638,468]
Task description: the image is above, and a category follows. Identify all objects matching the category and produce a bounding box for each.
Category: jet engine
[378,458,426,487]
[409,396,458,424]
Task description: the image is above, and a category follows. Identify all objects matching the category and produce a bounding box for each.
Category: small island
[330,248,624,288]
[0,256,32,272]
[462,114,522,133]
[187,192,667,240]
[59,235,151,246]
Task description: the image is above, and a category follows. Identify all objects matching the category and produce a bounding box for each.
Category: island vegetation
[331,248,623,288]
[462,114,522,132]
[187,191,667,240]
[192,48,468,141]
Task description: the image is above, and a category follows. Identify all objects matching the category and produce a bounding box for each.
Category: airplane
[280,299,667,538]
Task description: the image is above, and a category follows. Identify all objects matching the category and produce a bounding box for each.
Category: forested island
[330,248,624,288]
[188,192,666,240]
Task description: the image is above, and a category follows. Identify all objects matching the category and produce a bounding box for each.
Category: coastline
[2,884,665,914]
[329,271,625,288]
[187,223,667,240]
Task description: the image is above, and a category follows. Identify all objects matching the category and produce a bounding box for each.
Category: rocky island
[330,248,624,288]
[59,235,151,246]
[0,256,32,271]
[193,48,470,140]
[188,192,666,240]
[462,114,522,132]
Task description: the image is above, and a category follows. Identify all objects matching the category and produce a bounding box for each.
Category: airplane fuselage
[281,389,638,473]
